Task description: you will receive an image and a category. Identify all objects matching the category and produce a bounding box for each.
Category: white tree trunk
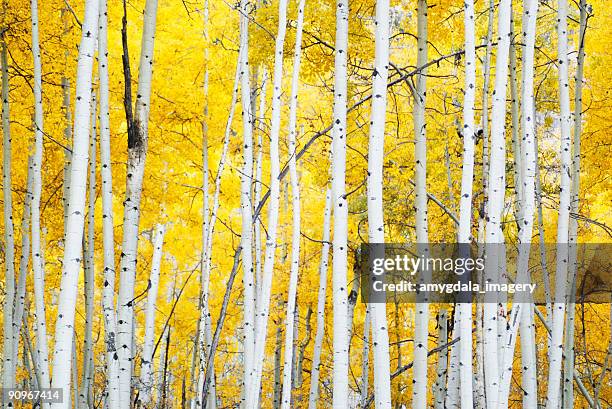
[139,224,166,404]
[254,68,267,299]
[1,30,16,396]
[280,0,305,405]
[445,310,460,409]
[50,0,100,406]
[367,0,392,407]
[457,0,476,405]
[116,0,159,404]
[195,47,240,409]
[307,190,332,409]
[412,2,430,407]
[30,0,51,401]
[98,0,121,404]
[482,0,512,406]
[563,2,587,406]
[248,0,288,405]
[79,93,98,409]
[331,0,350,405]
[238,0,256,401]
[545,0,572,406]
[433,309,448,409]
[360,306,371,409]
[496,2,540,407]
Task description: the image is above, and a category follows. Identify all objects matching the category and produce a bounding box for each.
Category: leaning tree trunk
[116,0,159,405]
[412,2,430,408]
[456,0,476,406]
[50,0,100,406]
[482,0,512,407]
[30,0,51,402]
[307,190,332,409]
[1,25,16,397]
[367,0,392,407]
[248,0,288,406]
[330,0,350,405]
[139,224,166,404]
[280,0,305,406]
[545,0,572,406]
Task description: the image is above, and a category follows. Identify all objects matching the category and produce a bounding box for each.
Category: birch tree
[248,0,288,405]
[545,0,573,405]
[50,0,100,405]
[116,0,159,404]
[307,190,331,409]
[280,1,305,404]
[330,0,350,404]
[482,0,512,406]
[412,1,430,407]
[139,224,166,404]
[30,0,51,398]
[367,0,392,406]
[98,0,121,403]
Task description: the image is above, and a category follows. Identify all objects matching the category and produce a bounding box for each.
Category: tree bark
[50,0,100,405]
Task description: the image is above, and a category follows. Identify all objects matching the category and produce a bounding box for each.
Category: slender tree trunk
[482,0,512,406]
[139,224,166,404]
[412,2,430,408]
[98,0,121,404]
[238,0,256,402]
[433,309,448,409]
[456,0,477,405]
[367,0,392,407]
[254,68,267,299]
[280,0,305,405]
[545,0,572,406]
[50,0,100,405]
[496,2,540,407]
[116,0,159,404]
[359,307,371,409]
[248,0,288,405]
[307,190,332,409]
[331,0,350,405]
[1,27,16,398]
[273,323,283,409]
[79,93,98,409]
[563,2,587,406]
[30,1,51,401]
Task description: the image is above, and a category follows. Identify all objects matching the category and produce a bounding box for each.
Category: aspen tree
[482,0,512,406]
[98,0,121,403]
[248,0,288,405]
[367,0,392,407]
[238,0,256,400]
[412,1,430,407]
[139,224,166,404]
[78,92,97,409]
[1,26,15,397]
[497,1,539,407]
[116,0,159,403]
[457,0,476,405]
[545,0,573,405]
[331,0,350,404]
[563,2,587,406]
[280,0,305,405]
[30,0,51,399]
[50,0,100,405]
[307,190,332,409]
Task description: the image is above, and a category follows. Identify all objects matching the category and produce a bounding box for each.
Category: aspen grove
[1,0,612,408]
